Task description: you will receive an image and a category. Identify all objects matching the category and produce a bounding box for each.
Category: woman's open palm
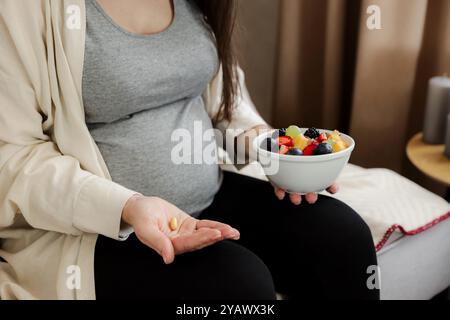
[122,196,240,264]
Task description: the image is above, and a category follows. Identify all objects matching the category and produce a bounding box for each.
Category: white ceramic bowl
[253,129,355,194]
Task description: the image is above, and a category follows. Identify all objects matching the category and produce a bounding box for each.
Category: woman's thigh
[199,171,379,299]
[94,234,276,300]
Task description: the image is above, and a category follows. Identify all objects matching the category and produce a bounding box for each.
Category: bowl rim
[254,129,356,163]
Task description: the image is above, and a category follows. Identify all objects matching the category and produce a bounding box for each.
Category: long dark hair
[194,0,238,123]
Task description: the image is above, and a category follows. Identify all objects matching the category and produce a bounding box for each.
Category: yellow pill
[169,217,178,231]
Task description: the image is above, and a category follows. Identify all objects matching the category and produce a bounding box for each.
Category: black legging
[94,171,379,300]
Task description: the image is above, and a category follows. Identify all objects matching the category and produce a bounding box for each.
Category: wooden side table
[407,133,450,200]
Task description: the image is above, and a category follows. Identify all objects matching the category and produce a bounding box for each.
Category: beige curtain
[273,0,450,194]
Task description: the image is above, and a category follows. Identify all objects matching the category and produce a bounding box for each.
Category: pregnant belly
[87,99,222,214]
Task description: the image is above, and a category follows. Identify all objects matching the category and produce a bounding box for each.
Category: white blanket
[221,163,450,251]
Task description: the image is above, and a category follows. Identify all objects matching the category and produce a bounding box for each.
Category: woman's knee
[328,197,372,242]
[310,197,379,299]
[202,241,276,300]
[300,196,373,243]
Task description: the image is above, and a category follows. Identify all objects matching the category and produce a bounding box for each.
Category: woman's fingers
[196,220,240,240]
[289,193,302,205]
[274,187,302,205]
[172,228,222,254]
[138,224,175,265]
[326,183,339,194]
[274,185,321,205]
[274,187,285,200]
[177,215,197,235]
[305,193,318,204]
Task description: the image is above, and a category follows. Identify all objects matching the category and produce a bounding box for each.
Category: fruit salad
[261,126,349,156]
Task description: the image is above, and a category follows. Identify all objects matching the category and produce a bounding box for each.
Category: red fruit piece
[303,143,318,156]
[277,136,293,147]
[279,145,290,155]
[317,133,327,143]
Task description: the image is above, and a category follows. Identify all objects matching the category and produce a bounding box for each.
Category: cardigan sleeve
[0,77,137,240]
[0,2,137,240]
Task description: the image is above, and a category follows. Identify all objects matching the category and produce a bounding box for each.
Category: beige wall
[235,0,280,124]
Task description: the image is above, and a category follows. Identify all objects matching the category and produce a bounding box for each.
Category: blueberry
[261,138,278,152]
[288,148,303,156]
[304,128,320,139]
[314,143,333,155]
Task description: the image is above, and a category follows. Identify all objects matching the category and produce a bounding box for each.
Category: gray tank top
[82,0,222,215]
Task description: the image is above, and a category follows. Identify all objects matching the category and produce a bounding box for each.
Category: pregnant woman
[0,0,379,300]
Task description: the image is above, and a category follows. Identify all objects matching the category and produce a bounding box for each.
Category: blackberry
[278,128,287,137]
[304,128,320,139]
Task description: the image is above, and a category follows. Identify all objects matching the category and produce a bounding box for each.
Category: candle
[423,76,450,144]
[445,114,450,158]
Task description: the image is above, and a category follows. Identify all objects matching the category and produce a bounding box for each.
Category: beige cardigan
[0,0,265,300]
